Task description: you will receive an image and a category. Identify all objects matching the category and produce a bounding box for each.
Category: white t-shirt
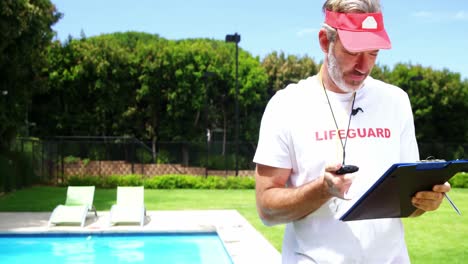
[254,75,419,263]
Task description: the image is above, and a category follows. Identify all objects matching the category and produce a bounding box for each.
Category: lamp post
[203,71,216,177]
[225,33,241,176]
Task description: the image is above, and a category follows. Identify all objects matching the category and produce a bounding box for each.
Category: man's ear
[318,29,330,53]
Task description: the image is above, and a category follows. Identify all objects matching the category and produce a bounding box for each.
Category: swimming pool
[0,232,233,264]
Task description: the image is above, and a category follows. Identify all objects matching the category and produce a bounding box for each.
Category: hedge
[62,174,256,189]
[62,172,468,190]
[450,172,468,188]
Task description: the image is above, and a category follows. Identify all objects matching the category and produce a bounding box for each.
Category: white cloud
[296,28,318,37]
[412,10,468,22]
[454,11,468,21]
[412,11,433,18]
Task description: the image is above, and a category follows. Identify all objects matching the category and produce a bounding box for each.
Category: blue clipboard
[339,159,468,221]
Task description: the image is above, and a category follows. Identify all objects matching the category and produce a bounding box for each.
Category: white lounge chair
[109,186,146,226]
[48,186,97,227]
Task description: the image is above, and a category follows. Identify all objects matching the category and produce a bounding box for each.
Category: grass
[1,187,466,263]
[402,188,467,264]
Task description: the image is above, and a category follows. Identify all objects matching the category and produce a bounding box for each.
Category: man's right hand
[323,163,355,199]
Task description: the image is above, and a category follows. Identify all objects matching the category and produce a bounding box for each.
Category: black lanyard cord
[322,84,356,165]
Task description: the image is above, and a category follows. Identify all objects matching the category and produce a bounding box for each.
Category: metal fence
[418,142,467,161]
[7,137,257,184]
[2,137,466,192]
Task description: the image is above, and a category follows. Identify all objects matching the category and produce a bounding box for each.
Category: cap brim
[337,29,391,52]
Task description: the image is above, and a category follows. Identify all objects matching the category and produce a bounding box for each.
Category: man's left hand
[410,182,451,216]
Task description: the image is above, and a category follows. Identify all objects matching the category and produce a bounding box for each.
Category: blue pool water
[0,232,233,264]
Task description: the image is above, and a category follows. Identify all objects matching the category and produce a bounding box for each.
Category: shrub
[60,174,256,189]
[144,175,201,189]
[0,153,14,192]
[58,172,467,190]
[204,176,228,189]
[64,176,104,187]
[226,176,255,189]
[63,155,80,164]
[103,175,143,188]
[0,150,36,192]
[450,172,468,188]
[175,175,199,188]
[145,175,178,189]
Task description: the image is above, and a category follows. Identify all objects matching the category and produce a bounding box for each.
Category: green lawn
[402,188,468,264]
[0,187,466,263]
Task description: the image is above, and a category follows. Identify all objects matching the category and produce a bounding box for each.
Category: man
[253,0,451,263]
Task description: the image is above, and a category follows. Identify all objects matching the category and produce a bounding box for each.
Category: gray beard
[327,48,358,93]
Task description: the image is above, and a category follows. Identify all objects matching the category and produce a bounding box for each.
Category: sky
[51,0,468,80]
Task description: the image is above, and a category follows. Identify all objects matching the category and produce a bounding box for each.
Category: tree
[370,64,392,82]
[37,33,270,164]
[388,63,468,145]
[0,0,61,150]
[261,51,318,96]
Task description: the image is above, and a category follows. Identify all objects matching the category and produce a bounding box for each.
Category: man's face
[327,38,379,92]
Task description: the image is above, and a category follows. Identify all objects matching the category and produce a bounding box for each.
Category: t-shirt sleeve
[253,90,293,169]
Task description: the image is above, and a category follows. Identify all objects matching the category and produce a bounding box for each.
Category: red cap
[325,10,391,52]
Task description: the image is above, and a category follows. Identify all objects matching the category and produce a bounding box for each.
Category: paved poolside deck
[0,210,281,264]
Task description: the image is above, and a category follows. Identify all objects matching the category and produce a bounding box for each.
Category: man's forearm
[257,177,332,226]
